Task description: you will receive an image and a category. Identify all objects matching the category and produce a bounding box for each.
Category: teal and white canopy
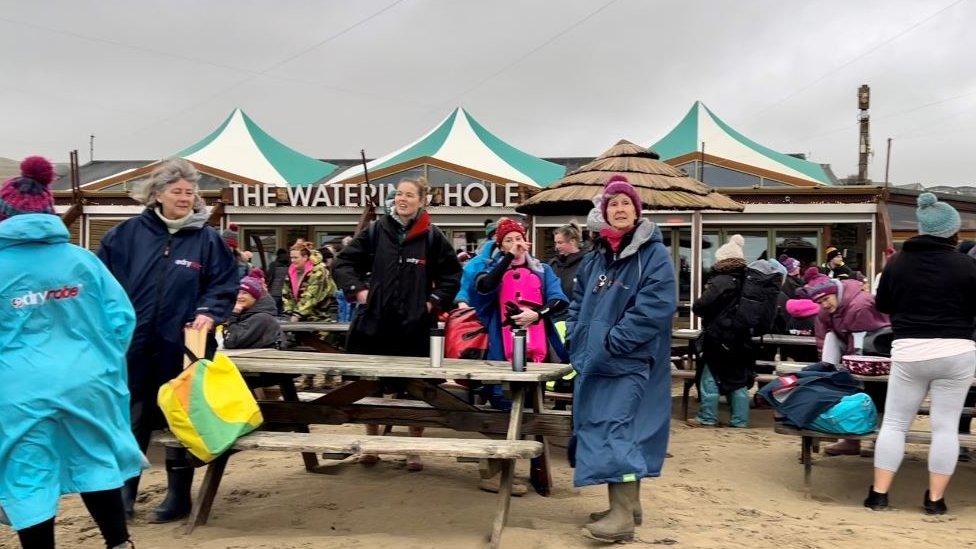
[176,109,337,187]
[330,108,565,187]
[650,102,833,186]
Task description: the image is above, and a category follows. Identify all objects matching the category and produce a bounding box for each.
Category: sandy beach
[3,385,975,549]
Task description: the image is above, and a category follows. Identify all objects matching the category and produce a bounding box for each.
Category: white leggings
[874,351,976,475]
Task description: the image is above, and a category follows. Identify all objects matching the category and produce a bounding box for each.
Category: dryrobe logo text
[10,285,83,309]
[174,259,202,270]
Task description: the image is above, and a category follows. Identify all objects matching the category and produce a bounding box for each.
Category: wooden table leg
[529,383,553,496]
[488,459,515,549]
[488,384,525,548]
[278,379,321,472]
[801,435,813,486]
[185,451,233,534]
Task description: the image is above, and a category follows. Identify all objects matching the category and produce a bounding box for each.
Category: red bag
[445,307,489,360]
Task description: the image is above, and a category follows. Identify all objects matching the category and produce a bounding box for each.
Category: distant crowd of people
[2,154,975,547]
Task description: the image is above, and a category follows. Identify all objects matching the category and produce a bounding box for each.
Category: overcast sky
[1,0,974,185]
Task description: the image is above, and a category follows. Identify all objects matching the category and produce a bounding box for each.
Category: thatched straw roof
[517,140,743,215]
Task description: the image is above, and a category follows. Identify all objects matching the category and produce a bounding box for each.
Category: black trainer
[863,486,889,511]
[923,490,948,515]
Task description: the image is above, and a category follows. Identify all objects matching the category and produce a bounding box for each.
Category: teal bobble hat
[916,192,960,238]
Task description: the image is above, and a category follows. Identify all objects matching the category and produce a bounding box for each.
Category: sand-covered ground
[3,386,975,548]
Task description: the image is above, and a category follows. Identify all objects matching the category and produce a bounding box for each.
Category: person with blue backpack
[0,157,141,548]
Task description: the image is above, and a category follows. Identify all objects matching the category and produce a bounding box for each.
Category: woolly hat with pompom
[798,266,837,301]
[600,174,642,224]
[239,273,265,300]
[778,254,801,276]
[494,218,527,245]
[222,223,240,249]
[0,156,56,222]
[916,192,960,238]
[714,234,745,262]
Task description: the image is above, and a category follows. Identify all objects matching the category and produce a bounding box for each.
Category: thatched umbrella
[518,140,743,329]
[517,140,743,216]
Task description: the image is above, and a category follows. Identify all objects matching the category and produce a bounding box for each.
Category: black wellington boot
[149,461,194,523]
[120,475,140,520]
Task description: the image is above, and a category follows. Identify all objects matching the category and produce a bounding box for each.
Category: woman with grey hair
[97,158,238,523]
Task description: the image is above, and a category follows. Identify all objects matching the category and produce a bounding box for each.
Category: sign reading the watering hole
[228,182,523,209]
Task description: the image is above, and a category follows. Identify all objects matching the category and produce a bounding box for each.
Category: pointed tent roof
[517,140,743,215]
[650,101,833,186]
[175,109,337,187]
[329,108,565,187]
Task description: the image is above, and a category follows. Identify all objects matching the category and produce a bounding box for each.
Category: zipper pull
[163,238,172,258]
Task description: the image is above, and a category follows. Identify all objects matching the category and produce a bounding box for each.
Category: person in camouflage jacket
[283,247,337,322]
[283,246,337,389]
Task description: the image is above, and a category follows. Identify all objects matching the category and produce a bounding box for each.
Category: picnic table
[277,321,350,352]
[753,334,816,346]
[206,348,573,546]
[278,321,350,332]
[672,328,701,341]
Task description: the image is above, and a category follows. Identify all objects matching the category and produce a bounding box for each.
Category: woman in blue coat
[98,159,238,523]
[567,175,676,542]
[0,157,142,548]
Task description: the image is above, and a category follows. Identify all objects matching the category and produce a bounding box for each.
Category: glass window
[536,227,558,262]
[738,231,770,261]
[285,227,309,249]
[677,228,692,303]
[761,178,791,187]
[241,229,277,268]
[962,211,976,231]
[887,204,917,231]
[775,230,819,270]
[427,166,485,188]
[675,161,698,178]
[702,231,721,272]
[371,166,426,189]
[700,163,761,188]
[197,174,227,190]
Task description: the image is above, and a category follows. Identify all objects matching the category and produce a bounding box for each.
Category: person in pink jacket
[799,266,891,455]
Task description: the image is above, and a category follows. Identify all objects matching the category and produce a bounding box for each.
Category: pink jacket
[815,279,890,354]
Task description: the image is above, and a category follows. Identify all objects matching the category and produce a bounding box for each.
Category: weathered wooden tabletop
[223,348,573,383]
[754,334,816,346]
[277,322,350,332]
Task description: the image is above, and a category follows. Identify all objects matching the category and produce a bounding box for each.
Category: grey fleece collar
[617,219,659,260]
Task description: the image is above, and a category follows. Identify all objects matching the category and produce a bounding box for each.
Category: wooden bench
[155,431,542,545]
[773,424,976,484]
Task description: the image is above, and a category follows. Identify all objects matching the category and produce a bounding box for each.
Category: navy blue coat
[97,208,238,392]
[567,220,676,486]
